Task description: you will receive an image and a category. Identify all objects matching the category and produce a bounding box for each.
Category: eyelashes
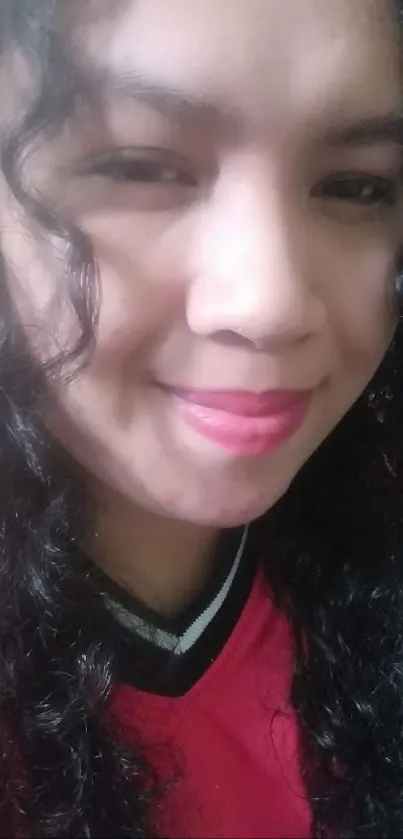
[311,173,398,208]
[80,148,401,217]
[83,150,197,187]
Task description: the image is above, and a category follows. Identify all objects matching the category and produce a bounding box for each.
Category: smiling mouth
[161,386,313,456]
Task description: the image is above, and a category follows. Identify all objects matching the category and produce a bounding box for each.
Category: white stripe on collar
[104,525,249,655]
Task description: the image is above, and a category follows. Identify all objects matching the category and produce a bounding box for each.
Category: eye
[84,152,197,187]
[312,174,398,207]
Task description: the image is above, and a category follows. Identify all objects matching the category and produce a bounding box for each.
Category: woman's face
[2,0,402,526]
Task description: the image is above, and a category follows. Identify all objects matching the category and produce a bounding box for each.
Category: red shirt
[109,566,312,838]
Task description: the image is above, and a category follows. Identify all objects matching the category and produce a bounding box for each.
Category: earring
[395,249,403,318]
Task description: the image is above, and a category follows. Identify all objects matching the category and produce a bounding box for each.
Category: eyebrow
[86,66,403,147]
[86,67,227,122]
[321,113,403,148]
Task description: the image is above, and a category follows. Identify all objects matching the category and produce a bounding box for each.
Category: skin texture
[1,0,402,610]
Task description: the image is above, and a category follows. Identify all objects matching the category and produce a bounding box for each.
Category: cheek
[321,237,397,373]
[83,212,189,370]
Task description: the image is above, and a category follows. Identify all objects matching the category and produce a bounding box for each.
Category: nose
[186,163,325,350]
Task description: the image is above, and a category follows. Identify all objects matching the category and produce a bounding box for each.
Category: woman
[0,1,403,836]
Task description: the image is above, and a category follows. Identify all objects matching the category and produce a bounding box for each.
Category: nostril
[212,330,258,348]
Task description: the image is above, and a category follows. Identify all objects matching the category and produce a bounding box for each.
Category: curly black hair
[0,2,403,837]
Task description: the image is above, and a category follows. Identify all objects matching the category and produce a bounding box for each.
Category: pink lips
[166,387,311,456]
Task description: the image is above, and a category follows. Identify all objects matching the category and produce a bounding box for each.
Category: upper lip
[164,387,312,417]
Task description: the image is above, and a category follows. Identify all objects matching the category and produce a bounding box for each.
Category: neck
[90,486,218,617]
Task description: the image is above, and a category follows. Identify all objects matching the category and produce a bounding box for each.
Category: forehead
[75,0,402,127]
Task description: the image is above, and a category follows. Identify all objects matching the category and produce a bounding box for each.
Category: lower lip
[170,393,311,456]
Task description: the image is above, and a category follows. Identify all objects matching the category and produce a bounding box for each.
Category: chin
[163,480,292,529]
